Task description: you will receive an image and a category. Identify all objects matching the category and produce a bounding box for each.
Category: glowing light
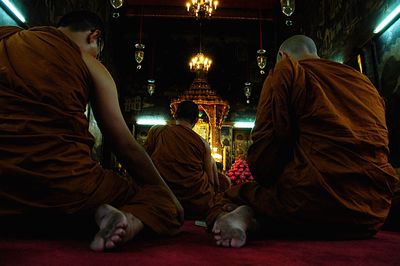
[212,152,222,161]
[185,0,218,19]
[136,117,166,125]
[374,4,400,34]
[189,52,212,72]
[233,121,255,128]
[211,147,222,162]
[357,54,363,73]
[1,0,26,23]
[331,54,343,64]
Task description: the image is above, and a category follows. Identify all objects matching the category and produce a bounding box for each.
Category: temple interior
[2,1,400,264]
[1,0,399,172]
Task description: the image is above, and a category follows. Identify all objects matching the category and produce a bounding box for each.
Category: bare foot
[212,205,255,248]
[90,204,144,251]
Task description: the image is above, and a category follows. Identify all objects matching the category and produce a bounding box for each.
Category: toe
[111,235,122,242]
[212,223,220,234]
[221,239,231,247]
[90,235,105,252]
[115,228,126,236]
[105,240,116,249]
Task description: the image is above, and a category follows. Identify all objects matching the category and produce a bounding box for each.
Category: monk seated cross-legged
[212,35,399,248]
[0,11,183,251]
[144,101,232,229]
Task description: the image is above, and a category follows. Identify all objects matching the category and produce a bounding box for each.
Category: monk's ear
[87,29,101,45]
[276,51,283,63]
[282,51,290,57]
[276,51,289,63]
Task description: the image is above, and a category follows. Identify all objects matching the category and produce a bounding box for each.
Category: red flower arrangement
[226,158,254,185]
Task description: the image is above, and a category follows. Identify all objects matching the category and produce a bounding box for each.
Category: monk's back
[145,124,214,218]
[278,58,398,230]
[0,26,102,214]
[298,59,389,158]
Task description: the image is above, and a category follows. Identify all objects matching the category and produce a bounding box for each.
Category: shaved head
[277,35,319,62]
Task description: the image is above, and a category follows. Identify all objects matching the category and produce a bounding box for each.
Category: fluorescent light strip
[374,4,400,34]
[1,0,26,23]
[234,121,255,128]
[136,117,166,125]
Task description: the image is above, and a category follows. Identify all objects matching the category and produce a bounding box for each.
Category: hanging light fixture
[186,0,219,19]
[189,53,212,72]
[147,43,156,96]
[147,79,156,96]
[109,0,124,18]
[134,9,145,70]
[135,43,145,69]
[189,22,212,72]
[257,49,267,75]
[244,82,252,104]
[280,0,295,17]
[256,12,267,75]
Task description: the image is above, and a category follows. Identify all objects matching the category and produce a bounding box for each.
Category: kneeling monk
[212,35,398,247]
[144,101,230,227]
[0,11,183,251]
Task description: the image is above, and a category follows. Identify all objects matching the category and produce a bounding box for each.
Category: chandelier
[189,53,212,72]
[189,21,212,72]
[186,0,219,19]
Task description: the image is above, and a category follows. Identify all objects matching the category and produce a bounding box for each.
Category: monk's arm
[247,60,295,186]
[81,52,171,188]
[203,138,220,191]
[143,125,156,155]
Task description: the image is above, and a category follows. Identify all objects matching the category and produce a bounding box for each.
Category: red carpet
[1,221,400,266]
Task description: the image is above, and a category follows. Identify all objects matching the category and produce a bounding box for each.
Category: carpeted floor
[1,221,400,266]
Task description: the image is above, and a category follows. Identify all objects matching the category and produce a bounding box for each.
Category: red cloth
[1,221,400,266]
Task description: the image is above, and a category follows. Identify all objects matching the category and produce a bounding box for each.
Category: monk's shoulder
[0,26,23,40]
[274,56,295,72]
[148,125,167,135]
[173,125,205,145]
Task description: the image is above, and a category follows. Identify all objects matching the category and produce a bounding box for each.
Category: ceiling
[125,0,276,9]
[124,0,278,20]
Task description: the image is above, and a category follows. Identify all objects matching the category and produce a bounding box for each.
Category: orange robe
[0,26,182,235]
[145,124,228,225]
[226,56,399,238]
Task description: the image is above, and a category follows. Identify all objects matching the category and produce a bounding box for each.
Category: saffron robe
[0,26,182,235]
[226,56,398,238]
[145,124,228,225]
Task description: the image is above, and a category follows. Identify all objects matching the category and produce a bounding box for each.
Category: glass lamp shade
[110,0,124,9]
[280,0,295,17]
[257,49,267,75]
[134,43,145,69]
[244,82,252,104]
[147,79,156,96]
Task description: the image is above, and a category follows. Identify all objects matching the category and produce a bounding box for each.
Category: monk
[212,35,399,247]
[144,101,230,226]
[0,11,183,251]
